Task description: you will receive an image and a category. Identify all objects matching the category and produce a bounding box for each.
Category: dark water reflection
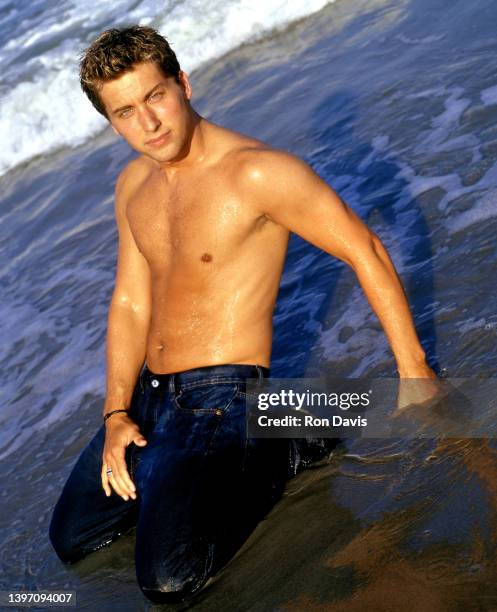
[188,439,497,611]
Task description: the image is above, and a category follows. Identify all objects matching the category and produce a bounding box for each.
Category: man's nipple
[201,253,213,263]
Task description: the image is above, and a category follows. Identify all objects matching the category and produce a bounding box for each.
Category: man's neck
[159,112,209,177]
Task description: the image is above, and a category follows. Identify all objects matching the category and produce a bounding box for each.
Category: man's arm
[101,166,152,500]
[244,149,435,378]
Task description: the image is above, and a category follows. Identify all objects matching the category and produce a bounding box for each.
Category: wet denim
[49,363,336,603]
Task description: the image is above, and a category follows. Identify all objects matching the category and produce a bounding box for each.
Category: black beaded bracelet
[103,409,129,423]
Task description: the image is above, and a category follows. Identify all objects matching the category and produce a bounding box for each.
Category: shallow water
[1,0,497,609]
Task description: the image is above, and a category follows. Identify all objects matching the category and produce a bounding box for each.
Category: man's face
[100,62,193,164]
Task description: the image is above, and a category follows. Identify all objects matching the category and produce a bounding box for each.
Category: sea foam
[0,0,333,177]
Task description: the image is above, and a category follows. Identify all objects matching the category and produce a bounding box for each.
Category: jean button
[151,379,159,388]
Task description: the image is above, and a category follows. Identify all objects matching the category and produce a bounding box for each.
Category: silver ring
[106,468,113,477]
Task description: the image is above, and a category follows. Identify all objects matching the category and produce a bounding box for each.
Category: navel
[201,253,213,263]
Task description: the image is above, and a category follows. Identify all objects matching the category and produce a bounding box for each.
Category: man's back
[120,121,289,374]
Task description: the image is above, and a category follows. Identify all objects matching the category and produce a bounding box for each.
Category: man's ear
[178,71,192,101]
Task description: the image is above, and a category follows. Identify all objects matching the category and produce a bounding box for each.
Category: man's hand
[101,413,147,501]
[396,365,440,412]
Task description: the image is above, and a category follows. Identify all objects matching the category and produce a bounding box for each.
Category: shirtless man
[49,26,436,603]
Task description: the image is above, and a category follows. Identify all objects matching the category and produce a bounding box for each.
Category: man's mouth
[146,131,171,147]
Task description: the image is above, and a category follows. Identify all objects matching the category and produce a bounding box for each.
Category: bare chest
[126,171,260,270]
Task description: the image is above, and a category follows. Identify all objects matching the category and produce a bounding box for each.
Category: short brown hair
[80,25,181,117]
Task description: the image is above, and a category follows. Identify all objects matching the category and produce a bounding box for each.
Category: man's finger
[104,452,129,499]
[101,464,112,497]
[110,464,131,500]
[122,469,137,496]
[107,464,129,500]
[112,448,136,499]
[133,434,147,447]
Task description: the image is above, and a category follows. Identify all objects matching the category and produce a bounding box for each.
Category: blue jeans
[49,363,336,603]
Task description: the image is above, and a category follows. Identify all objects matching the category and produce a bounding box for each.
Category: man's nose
[138,107,161,132]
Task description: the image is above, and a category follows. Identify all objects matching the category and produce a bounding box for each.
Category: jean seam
[173,384,238,414]
[180,377,256,391]
[204,398,234,454]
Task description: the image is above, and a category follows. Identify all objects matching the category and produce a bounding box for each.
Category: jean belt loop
[256,364,263,382]
[139,365,145,393]
[168,374,176,394]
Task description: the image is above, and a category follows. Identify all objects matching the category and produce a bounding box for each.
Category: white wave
[395,33,445,45]
[0,66,106,176]
[481,84,497,106]
[156,0,332,72]
[0,0,333,176]
[446,186,497,233]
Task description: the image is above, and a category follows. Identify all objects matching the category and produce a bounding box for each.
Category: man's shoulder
[115,157,153,201]
[225,140,312,191]
[210,123,295,170]
[216,132,323,218]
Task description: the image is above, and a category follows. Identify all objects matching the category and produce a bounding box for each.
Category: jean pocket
[174,382,239,415]
[129,385,158,436]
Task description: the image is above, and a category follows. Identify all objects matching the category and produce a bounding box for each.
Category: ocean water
[0,0,331,176]
[1,0,497,609]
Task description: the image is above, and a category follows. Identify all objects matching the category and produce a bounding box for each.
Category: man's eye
[149,92,163,102]
[119,109,132,118]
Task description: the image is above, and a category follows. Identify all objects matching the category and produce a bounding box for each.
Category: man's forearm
[352,233,430,377]
[103,299,150,416]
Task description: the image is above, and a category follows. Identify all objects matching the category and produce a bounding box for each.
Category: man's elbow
[346,230,389,271]
[110,290,151,323]
[369,231,387,259]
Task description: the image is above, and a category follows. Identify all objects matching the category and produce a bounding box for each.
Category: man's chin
[144,147,181,165]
